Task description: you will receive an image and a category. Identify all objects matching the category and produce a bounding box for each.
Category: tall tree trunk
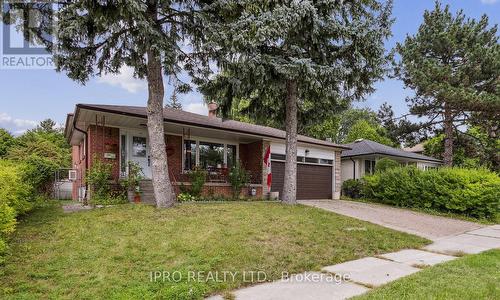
[282,80,298,204]
[146,49,175,208]
[443,103,454,167]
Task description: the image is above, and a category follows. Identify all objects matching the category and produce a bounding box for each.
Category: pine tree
[395,2,500,166]
[203,0,393,203]
[166,89,183,110]
[2,1,209,208]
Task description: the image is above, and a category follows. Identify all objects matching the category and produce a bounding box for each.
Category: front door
[129,134,152,179]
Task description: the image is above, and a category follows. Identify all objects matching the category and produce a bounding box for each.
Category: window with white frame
[270,153,333,165]
[183,139,238,171]
[364,160,376,175]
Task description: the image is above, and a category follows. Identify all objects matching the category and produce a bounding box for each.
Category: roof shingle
[341,139,442,163]
[75,104,350,149]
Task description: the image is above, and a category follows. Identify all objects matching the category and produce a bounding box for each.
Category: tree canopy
[395,1,500,165]
[203,0,393,202]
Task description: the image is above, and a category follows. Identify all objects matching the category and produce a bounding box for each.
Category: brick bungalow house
[64,104,349,203]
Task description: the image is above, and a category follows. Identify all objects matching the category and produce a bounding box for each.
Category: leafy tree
[35,118,59,134]
[345,120,394,146]
[204,0,393,203]
[375,158,399,173]
[0,129,14,158]
[2,1,209,208]
[395,2,500,166]
[377,102,431,146]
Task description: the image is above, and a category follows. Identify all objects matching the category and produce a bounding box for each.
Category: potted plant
[127,161,144,203]
[133,185,142,203]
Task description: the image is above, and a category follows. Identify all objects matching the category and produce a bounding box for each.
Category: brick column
[333,150,341,199]
[262,140,271,198]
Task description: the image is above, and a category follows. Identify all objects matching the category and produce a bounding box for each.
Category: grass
[355,249,500,300]
[340,196,498,224]
[0,201,428,299]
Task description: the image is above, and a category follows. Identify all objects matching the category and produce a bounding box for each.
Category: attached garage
[271,161,333,200]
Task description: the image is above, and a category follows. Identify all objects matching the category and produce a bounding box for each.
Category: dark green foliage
[363,167,500,220]
[395,2,500,165]
[375,158,400,173]
[20,155,59,196]
[0,129,14,158]
[187,168,207,198]
[202,0,393,142]
[342,179,363,199]
[86,159,113,200]
[228,161,249,199]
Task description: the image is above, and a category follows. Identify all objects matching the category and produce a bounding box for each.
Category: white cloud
[0,112,38,135]
[97,66,146,93]
[481,0,497,4]
[184,102,208,115]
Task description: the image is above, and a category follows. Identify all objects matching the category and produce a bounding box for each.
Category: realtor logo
[1,0,57,69]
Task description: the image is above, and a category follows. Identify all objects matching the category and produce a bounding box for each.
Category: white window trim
[182,136,239,173]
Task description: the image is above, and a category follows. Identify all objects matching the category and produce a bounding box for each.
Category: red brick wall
[239,141,263,184]
[165,134,183,182]
[87,125,120,181]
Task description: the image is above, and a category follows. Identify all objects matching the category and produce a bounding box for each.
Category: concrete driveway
[298,200,484,241]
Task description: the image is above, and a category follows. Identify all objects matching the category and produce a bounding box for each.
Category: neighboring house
[64,104,349,203]
[403,143,425,154]
[341,139,442,183]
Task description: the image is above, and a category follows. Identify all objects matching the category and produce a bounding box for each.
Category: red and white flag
[264,145,272,189]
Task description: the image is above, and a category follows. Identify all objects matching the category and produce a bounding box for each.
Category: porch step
[138,180,155,204]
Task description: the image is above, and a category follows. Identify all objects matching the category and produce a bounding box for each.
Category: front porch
[77,110,268,202]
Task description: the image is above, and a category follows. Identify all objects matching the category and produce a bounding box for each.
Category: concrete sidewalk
[206,203,499,300]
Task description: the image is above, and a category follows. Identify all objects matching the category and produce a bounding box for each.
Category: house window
[132,136,147,157]
[120,135,127,176]
[199,142,225,170]
[183,140,197,171]
[305,157,319,164]
[319,159,333,165]
[271,153,286,161]
[364,160,376,175]
[227,144,237,169]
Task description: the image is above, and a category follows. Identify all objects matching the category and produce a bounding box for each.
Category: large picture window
[199,142,224,170]
[183,139,238,171]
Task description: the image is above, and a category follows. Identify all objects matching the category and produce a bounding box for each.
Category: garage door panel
[271,161,332,200]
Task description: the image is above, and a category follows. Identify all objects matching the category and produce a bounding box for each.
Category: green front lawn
[356,249,500,300]
[0,201,428,299]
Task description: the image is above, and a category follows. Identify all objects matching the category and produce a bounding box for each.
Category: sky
[0,0,498,135]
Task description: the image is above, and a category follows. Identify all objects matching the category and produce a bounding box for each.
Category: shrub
[0,160,34,264]
[342,179,363,198]
[228,161,249,199]
[177,193,197,202]
[375,158,399,173]
[363,167,500,220]
[86,158,113,199]
[187,168,207,198]
[21,154,59,195]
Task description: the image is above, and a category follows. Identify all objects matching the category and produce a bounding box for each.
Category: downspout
[350,158,356,180]
[72,114,88,202]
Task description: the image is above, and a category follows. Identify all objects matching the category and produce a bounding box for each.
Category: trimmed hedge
[342,179,363,198]
[0,160,35,264]
[362,167,500,220]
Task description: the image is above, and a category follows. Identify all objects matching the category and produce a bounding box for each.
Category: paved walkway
[206,201,499,300]
[298,200,483,241]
